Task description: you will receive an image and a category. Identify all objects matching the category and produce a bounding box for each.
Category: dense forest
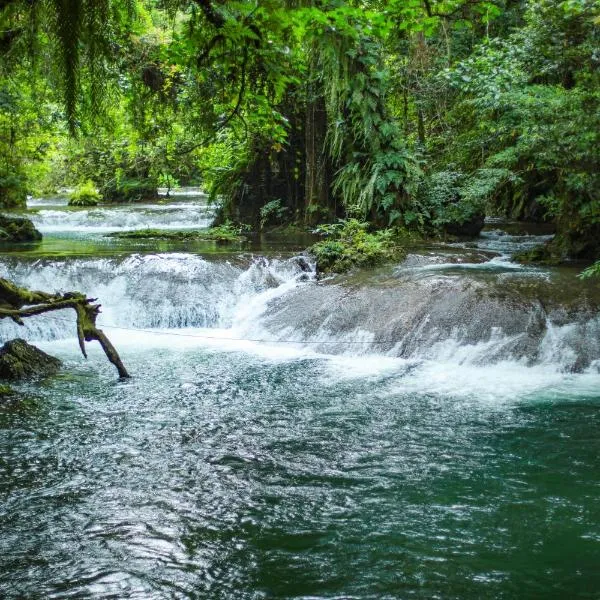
[1,0,598,271]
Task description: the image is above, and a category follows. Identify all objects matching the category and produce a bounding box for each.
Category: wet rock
[258,269,600,370]
[0,215,42,242]
[0,339,61,381]
[293,256,313,273]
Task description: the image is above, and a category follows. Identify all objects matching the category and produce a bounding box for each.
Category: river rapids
[0,193,599,599]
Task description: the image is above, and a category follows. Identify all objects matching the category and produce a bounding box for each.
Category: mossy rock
[0,214,42,242]
[69,197,99,207]
[107,226,247,243]
[512,243,560,265]
[0,339,61,381]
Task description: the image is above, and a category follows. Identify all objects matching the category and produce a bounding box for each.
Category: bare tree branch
[0,278,129,378]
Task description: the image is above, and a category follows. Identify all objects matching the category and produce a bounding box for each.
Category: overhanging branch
[0,278,129,378]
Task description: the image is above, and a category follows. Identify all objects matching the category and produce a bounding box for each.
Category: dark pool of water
[1,345,600,599]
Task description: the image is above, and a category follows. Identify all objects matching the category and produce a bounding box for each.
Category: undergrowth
[309,219,406,274]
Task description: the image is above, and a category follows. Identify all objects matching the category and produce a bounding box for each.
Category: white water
[2,198,599,401]
[477,228,555,255]
[0,254,312,341]
[27,195,215,234]
[0,249,599,402]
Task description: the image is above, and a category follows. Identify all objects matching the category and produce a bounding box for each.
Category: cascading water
[0,249,598,391]
[27,196,215,234]
[1,198,599,599]
[0,253,312,340]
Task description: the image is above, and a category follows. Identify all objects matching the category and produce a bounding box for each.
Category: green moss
[0,215,42,242]
[68,180,102,206]
[309,219,406,275]
[108,223,249,244]
[0,384,14,396]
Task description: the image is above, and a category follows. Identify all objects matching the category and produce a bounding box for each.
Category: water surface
[1,195,599,599]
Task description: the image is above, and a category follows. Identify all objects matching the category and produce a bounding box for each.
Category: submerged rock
[292,255,313,273]
[0,339,61,381]
[0,214,42,242]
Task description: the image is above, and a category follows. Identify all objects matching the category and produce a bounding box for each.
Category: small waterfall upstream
[27,194,215,234]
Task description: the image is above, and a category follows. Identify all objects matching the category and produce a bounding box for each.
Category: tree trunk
[304,60,332,225]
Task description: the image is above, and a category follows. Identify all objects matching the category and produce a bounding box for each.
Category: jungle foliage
[310,219,407,275]
[0,0,598,264]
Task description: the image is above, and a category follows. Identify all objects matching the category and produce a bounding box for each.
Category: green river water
[0,195,599,599]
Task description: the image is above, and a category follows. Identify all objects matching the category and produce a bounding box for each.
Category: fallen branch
[0,278,129,378]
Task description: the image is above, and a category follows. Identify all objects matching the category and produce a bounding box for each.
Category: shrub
[260,199,290,229]
[579,261,600,280]
[309,219,405,274]
[68,181,102,206]
[0,175,27,208]
[413,169,517,237]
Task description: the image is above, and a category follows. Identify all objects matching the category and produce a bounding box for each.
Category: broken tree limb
[0,278,130,378]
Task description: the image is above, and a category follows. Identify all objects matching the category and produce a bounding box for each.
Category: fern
[316,26,420,222]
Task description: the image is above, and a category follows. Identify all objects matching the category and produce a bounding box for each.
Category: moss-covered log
[0,278,129,378]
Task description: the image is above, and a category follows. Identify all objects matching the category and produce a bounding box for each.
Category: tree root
[0,278,129,378]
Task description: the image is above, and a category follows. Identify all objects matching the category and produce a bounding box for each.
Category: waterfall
[27,195,215,234]
[0,252,598,375]
[0,254,312,341]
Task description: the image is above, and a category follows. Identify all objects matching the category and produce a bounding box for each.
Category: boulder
[0,214,42,242]
[0,339,61,381]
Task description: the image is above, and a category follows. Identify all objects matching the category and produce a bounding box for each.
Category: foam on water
[0,253,313,340]
[477,229,555,255]
[0,204,598,402]
[28,205,215,233]
[0,253,594,350]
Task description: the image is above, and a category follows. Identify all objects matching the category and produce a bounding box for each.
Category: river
[1,192,599,599]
